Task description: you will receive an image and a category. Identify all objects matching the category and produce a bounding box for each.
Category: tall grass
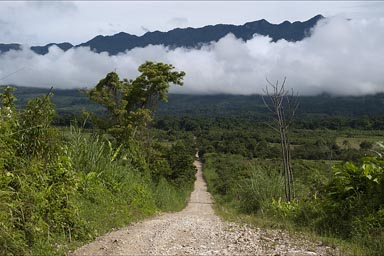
[1,87,195,255]
[203,152,384,255]
[63,126,193,253]
[1,122,193,255]
[202,153,284,213]
[153,177,191,212]
[236,165,284,213]
[66,126,157,231]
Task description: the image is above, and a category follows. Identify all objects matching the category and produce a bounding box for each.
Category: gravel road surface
[70,158,339,255]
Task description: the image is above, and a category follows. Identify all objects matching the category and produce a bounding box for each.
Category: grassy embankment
[202,144,384,255]
[0,86,196,255]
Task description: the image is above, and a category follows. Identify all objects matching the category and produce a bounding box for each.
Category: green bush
[167,142,196,187]
[293,148,384,254]
[236,166,284,213]
[1,87,195,255]
[203,144,384,255]
[203,153,286,214]
[0,88,86,255]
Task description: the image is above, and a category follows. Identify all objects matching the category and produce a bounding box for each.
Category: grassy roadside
[0,123,195,256]
[211,201,363,255]
[201,153,372,256]
[60,128,195,255]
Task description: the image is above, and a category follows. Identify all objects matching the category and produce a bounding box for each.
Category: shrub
[236,166,284,213]
[0,88,86,255]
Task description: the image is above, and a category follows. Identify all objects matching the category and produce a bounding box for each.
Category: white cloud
[0,17,383,96]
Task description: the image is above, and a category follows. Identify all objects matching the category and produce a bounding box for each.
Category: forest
[1,64,384,255]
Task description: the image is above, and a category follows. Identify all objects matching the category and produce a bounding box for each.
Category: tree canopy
[87,61,185,140]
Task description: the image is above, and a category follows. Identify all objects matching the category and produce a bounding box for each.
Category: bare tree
[262,77,299,202]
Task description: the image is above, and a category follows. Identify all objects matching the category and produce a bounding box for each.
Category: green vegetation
[161,116,382,255]
[202,152,384,255]
[0,62,195,255]
[152,99,384,255]
[9,88,384,129]
[85,61,185,141]
[3,74,384,255]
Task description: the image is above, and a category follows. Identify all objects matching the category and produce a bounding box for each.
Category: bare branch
[261,94,276,114]
[262,76,298,202]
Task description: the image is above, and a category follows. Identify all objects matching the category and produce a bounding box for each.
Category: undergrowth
[0,86,195,255]
[203,152,384,256]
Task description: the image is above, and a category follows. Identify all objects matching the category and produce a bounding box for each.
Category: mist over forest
[1,16,383,96]
[2,3,384,254]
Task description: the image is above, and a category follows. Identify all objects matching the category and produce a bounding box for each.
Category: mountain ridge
[0,15,324,56]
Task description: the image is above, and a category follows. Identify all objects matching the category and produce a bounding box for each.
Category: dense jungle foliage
[3,82,384,255]
[11,87,384,130]
[0,62,196,255]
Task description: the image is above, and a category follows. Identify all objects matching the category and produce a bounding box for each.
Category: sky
[0,1,383,45]
[0,1,384,95]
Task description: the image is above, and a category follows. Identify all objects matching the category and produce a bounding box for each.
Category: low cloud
[1,17,384,96]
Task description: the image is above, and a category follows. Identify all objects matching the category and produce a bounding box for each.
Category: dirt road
[70,158,338,255]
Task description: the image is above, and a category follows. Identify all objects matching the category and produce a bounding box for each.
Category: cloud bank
[0,17,384,96]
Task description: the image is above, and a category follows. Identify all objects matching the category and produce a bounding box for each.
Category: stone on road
[70,158,339,256]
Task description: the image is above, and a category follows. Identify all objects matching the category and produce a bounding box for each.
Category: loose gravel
[70,159,340,256]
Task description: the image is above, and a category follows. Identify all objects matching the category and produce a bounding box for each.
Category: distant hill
[7,86,384,120]
[30,42,73,55]
[0,15,324,56]
[0,43,21,52]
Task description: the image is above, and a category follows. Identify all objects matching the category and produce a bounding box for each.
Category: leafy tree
[87,61,185,141]
[167,142,196,187]
[18,88,58,160]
